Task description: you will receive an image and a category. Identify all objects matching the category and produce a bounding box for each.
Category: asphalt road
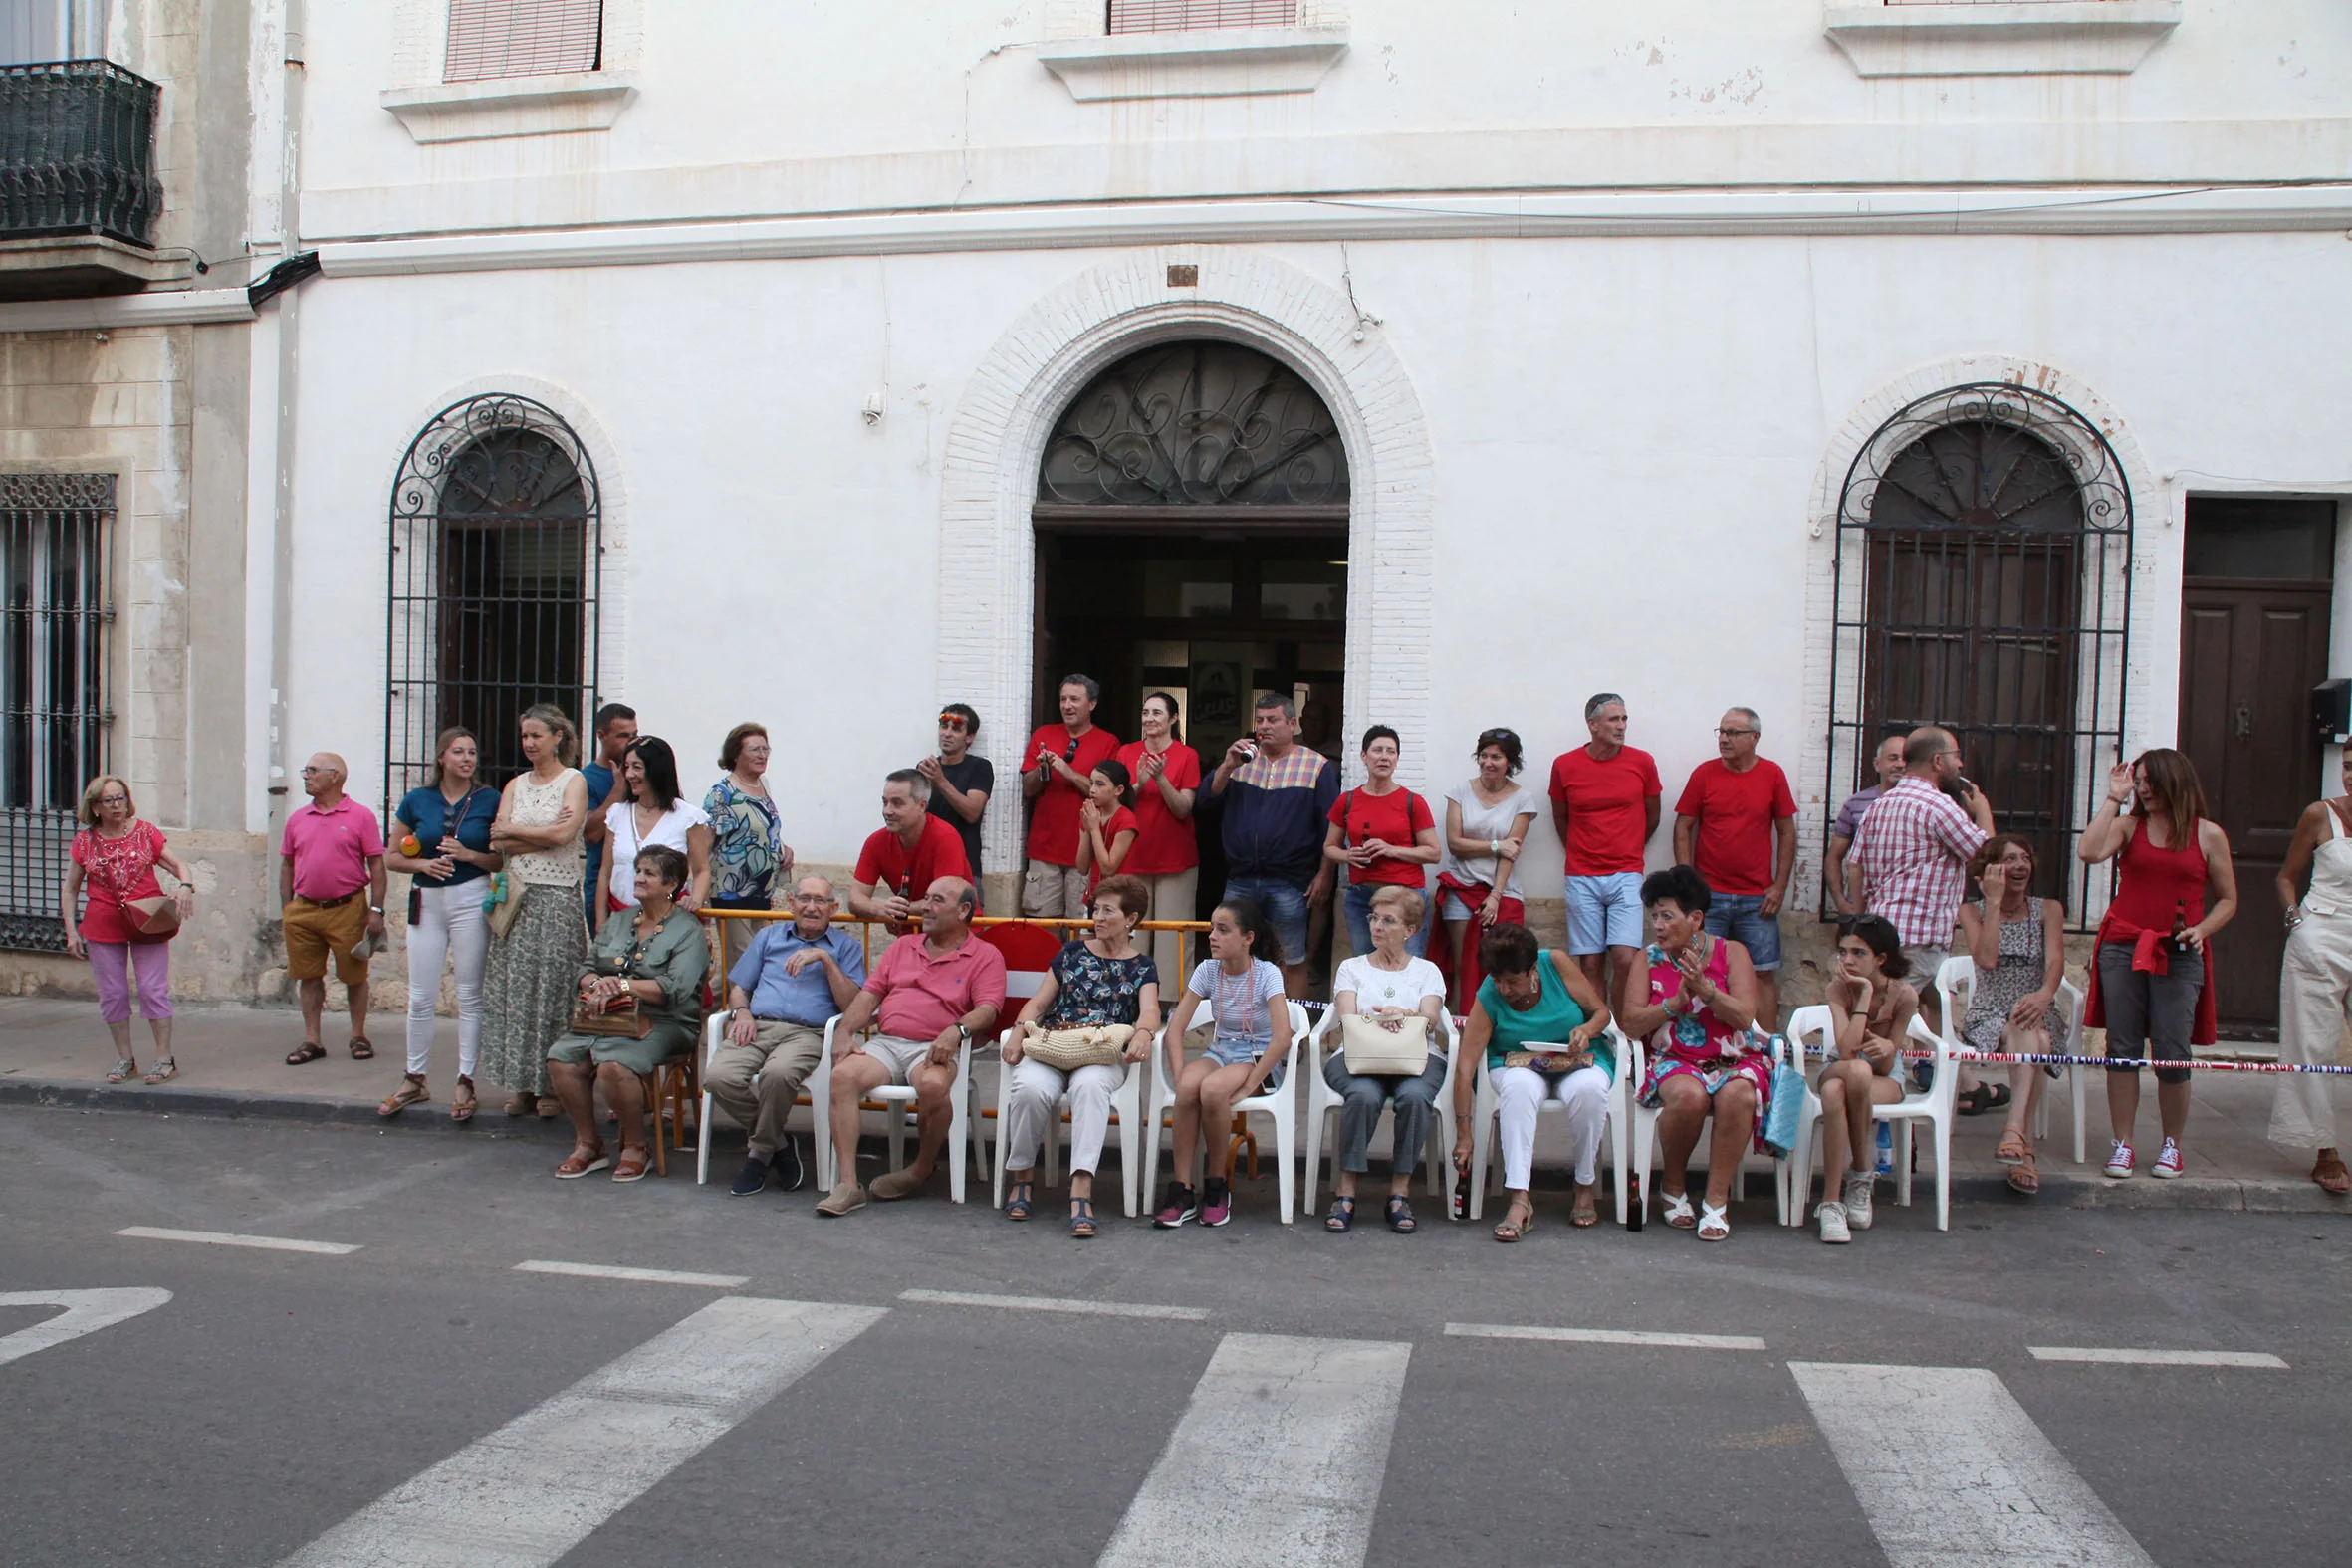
[2,1104,2347,1567]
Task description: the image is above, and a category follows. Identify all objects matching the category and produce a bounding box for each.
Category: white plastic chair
[1785,1005,1960,1231]
[991,1040,1147,1218]
[1301,1007,1460,1219]
[967,959,1050,1185]
[695,1010,831,1189]
[1778,1005,1833,1226]
[1465,1024,1638,1226]
[1142,1000,1310,1225]
[810,1014,975,1204]
[1938,954,2089,1167]
[1627,1028,1785,1225]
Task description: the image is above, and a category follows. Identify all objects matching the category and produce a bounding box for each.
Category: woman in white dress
[2269,754,2352,1194]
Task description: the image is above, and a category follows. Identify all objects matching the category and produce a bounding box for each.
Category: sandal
[106,1059,137,1084]
[555,1143,609,1179]
[536,1097,561,1119]
[610,1146,651,1183]
[142,1057,177,1085]
[1956,1083,2010,1116]
[1385,1196,1416,1234]
[1697,1201,1731,1241]
[348,1035,374,1061]
[1660,1189,1698,1230]
[1006,1180,1035,1221]
[2313,1151,2350,1196]
[1325,1195,1356,1232]
[450,1075,476,1123]
[1070,1197,1096,1239]
[377,1073,430,1117]
[1569,1189,1598,1229]
[1493,1197,1535,1242]
[2007,1152,2040,1196]
[1995,1129,2029,1166]
[286,1041,326,1066]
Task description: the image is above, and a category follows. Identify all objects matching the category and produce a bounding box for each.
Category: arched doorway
[1827,383,2133,920]
[1032,337,1350,920]
[385,394,602,800]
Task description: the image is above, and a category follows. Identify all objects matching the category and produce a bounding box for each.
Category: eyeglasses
[1716,728,1756,738]
[299,766,333,776]
[936,716,968,732]
[96,794,129,806]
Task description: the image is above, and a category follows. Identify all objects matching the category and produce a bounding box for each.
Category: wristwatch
[956,1023,973,1047]
[367,904,385,915]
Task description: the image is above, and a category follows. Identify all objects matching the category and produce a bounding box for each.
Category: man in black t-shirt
[920,703,993,898]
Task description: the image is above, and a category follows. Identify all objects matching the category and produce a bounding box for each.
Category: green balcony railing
[0,60,161,247]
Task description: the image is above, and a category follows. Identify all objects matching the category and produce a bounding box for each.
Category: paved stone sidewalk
[3,996,2346,1215]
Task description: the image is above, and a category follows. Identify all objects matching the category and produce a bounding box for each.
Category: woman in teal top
[1451,922,1613,1241]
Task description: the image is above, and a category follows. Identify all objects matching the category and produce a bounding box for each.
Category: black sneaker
[1153,1181,1199,1229]
[771,1136,805,1194]
[727,1155,770,1197]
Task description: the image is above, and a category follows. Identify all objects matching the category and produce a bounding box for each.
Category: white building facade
[5,1,2348,1032]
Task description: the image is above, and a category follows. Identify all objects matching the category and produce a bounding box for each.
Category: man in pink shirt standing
[815,876,1006,1217]
[280,752,388,1065]
[1673,708,1798,1033]
[1547,693,1662,1002]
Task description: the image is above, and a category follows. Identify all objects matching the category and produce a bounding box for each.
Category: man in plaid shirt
[1851,727,1992,1014]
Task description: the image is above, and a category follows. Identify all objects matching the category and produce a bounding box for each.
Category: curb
[0,1078,573,1137]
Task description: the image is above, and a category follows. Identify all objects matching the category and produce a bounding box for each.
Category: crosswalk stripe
[276,1296,885,1568]
[900,1288,1209,1321]
[117,1226,358,1255]
[1096,1333,1410,1568]
[1789,1361,2155,1568]
[2027,1346,2287,1369]
[514,1259,750,1288]
[1445,1322,1765,1351]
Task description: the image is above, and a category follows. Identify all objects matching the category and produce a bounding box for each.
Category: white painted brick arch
[936,250,1437,878]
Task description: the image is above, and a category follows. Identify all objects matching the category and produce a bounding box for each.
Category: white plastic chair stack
[990,1041,1147,1218]
[1464,1023,1637,1226]
[1142,1000,1310,1225]
[1301,1007,1461,1219]
[810,1014,975,1204]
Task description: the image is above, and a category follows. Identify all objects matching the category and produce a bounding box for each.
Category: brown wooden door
[2179,581,2330,1037]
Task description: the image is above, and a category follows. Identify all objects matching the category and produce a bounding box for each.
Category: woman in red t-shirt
[1117,692,1202,979]
[1077,761,1140,896]
[1324,726,1441,957]
[60,775,196,1084]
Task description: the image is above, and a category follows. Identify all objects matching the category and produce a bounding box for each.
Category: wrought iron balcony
[0,59,172,299]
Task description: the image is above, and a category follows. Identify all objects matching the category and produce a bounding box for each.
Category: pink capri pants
[89,940,172,1024]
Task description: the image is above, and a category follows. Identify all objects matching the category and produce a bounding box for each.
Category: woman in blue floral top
[1001,874,1162,1236]
[703,723,793,969]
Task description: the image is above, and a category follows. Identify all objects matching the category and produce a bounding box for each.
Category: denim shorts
[1564,872,1644,955]
[1222,874,1310,967]
[1703,890,1782,971]
[1203,1035,1284,1092]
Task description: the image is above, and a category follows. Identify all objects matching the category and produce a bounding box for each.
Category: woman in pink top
[60,775,195,1084]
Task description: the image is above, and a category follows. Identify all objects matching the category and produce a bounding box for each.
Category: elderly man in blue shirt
[708,873,866,1195]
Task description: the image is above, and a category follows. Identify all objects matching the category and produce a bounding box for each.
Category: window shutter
[1106,1,1298,35]
[444,0,602,84]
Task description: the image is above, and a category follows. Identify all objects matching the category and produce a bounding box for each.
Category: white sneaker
[2104,1139,2135,1179]
[2151,1138,2185,1178]
[1842,1172,1875,1231]
[1817,1200,1851,1244]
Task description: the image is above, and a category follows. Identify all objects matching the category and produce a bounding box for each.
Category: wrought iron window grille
[385,396,601,814]
[0,471,114,952]
[1825,382,2133,929]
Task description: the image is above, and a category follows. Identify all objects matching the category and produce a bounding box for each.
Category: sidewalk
[2,998,2346,1215]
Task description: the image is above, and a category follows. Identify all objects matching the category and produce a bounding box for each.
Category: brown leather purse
[570,990,652,1039]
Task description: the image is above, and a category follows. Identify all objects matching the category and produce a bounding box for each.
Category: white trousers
[406,880,488,1077]
[1495,1063,1609,1189]
[2270,912,2352,1151]
[1004,1058,1126,1175]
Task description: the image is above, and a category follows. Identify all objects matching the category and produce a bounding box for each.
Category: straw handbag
[1021,1024,1134,1070]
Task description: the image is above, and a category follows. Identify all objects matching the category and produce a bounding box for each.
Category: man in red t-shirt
[1547,693,1662,1001]
[850,769,972,927]
[1019,674,1121,919]
[1672,706,1799,1031]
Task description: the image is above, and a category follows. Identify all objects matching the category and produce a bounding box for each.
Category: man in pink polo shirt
[1020,674,1120,918]
[280,752,388,1065]
[815,876,1006,1217]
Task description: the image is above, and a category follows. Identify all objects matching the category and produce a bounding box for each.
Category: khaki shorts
[852,1033,939,1084]
[1022,859,1087,919]
[284,895,369,985]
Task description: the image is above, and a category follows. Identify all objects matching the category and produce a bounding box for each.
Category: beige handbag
[1340,1013,1432,1076]
[1022,1024,1134,1070]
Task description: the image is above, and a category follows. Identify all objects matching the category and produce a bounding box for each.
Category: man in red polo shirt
[1673,706,1799,1032]
[280,751,387,1066]
[1020,674,1120,918]
[815,876,1006,1217]
[1548,692,1662,1001]
[850,770,971,926]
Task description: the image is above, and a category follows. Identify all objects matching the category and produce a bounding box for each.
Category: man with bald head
[1852,726,1993,1006]
[815,875,1006,1216]
[709,875,867,1196]
[280,751,388,1065]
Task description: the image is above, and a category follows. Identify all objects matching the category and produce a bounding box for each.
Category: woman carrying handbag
[379,726,504,1121]
[59,775,195,1084]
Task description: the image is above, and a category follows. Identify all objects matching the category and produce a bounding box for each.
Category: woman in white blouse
[1321,886,1450,1234]
[584,735,713,914]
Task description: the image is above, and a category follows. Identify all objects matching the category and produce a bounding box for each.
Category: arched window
[385,395,601,800]
[1827,383,2132,920]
